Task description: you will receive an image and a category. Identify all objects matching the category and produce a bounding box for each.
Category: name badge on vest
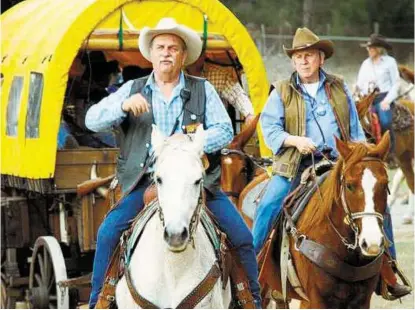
[184,122,201,134]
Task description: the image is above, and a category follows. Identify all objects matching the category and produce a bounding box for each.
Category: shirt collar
[144,71,186,94]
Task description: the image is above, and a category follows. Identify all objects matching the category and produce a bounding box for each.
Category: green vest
[271,72,350,179]
[117,74,221,194]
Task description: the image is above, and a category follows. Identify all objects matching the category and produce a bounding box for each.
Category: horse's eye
[241,167,248,174]
[156,176,162,185]
[194,178,202,186]
[346,183,355,192]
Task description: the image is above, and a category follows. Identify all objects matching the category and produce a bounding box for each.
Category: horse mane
[299,144,371,234]
[399,65,415,84]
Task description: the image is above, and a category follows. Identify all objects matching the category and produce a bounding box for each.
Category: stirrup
[380,260,412,301]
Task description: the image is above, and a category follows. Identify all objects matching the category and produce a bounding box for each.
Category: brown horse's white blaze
[360,168,384,256]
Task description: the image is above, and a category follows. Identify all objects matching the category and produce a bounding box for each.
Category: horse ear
[335,135,351,159]
[151,124,166,157]
[229,114,260,150]
[192,124,205,156]
[374,131,390,160]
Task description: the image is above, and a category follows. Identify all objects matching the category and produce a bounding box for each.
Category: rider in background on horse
[85,17,261,308]
[187,54,256,126]
[255,27,411,299]
[356,34,400,160]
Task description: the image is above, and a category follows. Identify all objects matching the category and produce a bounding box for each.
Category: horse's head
[220,114,260,202]
[334,133,390,257]
[355,89,379,141]
[151,125,205,252]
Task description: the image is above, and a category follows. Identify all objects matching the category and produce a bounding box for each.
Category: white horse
[115,125,231,308]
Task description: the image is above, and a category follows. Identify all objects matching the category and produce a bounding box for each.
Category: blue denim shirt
[260,71,366,158]
[85,71,234,154]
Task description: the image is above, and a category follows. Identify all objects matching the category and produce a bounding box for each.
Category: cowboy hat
[138,17,202,66]
[283,27,334,59]
[360,34,392,50]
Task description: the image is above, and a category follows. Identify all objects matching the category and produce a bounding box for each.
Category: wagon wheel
[1,272,8,309]
[28,237,69,309]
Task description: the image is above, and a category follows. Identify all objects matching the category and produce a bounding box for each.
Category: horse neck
[296,162,350,257]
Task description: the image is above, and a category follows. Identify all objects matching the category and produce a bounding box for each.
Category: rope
[118,8,124,51]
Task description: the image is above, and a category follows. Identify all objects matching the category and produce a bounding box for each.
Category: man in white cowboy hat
[254,27,411,300]
[85,17,261,308]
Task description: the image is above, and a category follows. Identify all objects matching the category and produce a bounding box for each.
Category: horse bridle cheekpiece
[156,180,204,249]
[336,156,385,250]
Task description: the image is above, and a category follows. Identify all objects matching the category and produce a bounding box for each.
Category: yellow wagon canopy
[1,0,269,179]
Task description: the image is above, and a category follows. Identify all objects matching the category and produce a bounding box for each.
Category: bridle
[155,138,206,248]
[328,156,386,251]
[220,148,271,198]
[157,180,205,248]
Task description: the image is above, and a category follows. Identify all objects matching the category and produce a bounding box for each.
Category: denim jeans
[252,174,292,254]
[373,93,395,152]
[89,182,260,307]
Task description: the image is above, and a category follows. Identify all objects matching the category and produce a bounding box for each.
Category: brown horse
[259,134,391,308]
[220,114,264,226]
[356,93,414,194]
[399,65,415,84]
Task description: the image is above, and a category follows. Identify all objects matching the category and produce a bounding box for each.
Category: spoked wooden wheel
[28,237,69,309]
[1,272,7,309]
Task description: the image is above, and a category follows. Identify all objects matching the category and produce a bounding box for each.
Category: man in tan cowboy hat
[253,27,365,255]
[254,27,411,300]
[85,17,261,308]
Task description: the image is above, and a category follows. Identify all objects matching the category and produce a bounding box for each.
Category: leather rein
[284,156,386,282]
[124,180,222,308]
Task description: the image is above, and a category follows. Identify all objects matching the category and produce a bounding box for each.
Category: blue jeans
[373,93,395,152]
[383,207,396,259]
[89,182,260,307]
[252,175,292,254]
[252,175,397,259]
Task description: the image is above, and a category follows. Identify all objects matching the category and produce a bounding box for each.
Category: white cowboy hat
[138,17,203,66]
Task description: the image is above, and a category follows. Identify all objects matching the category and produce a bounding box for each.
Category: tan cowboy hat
[283,27,334,59]
[138,17,202,66]
[360,34,392,50]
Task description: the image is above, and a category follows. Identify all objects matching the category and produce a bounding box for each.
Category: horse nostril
[181,228,188,241]
[164,229,169,242]
[361,239,368,250]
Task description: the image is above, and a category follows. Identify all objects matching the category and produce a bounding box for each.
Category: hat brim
[283,39,334,59]
[138,26,202,66]
[360,41,392,50]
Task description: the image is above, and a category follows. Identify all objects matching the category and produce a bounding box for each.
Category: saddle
[95,194,255,309]
[257,161,333,304]
[392,102,414,132]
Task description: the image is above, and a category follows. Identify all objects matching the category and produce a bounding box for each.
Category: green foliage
[221,0,413,38]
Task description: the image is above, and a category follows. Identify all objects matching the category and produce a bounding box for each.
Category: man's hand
[380,100,390,111]
[122,93,150,116]
[284,136,316,155]
[244,114,256,125]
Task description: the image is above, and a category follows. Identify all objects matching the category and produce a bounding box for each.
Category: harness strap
[125,262,221,309]
[298,239,384,282]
